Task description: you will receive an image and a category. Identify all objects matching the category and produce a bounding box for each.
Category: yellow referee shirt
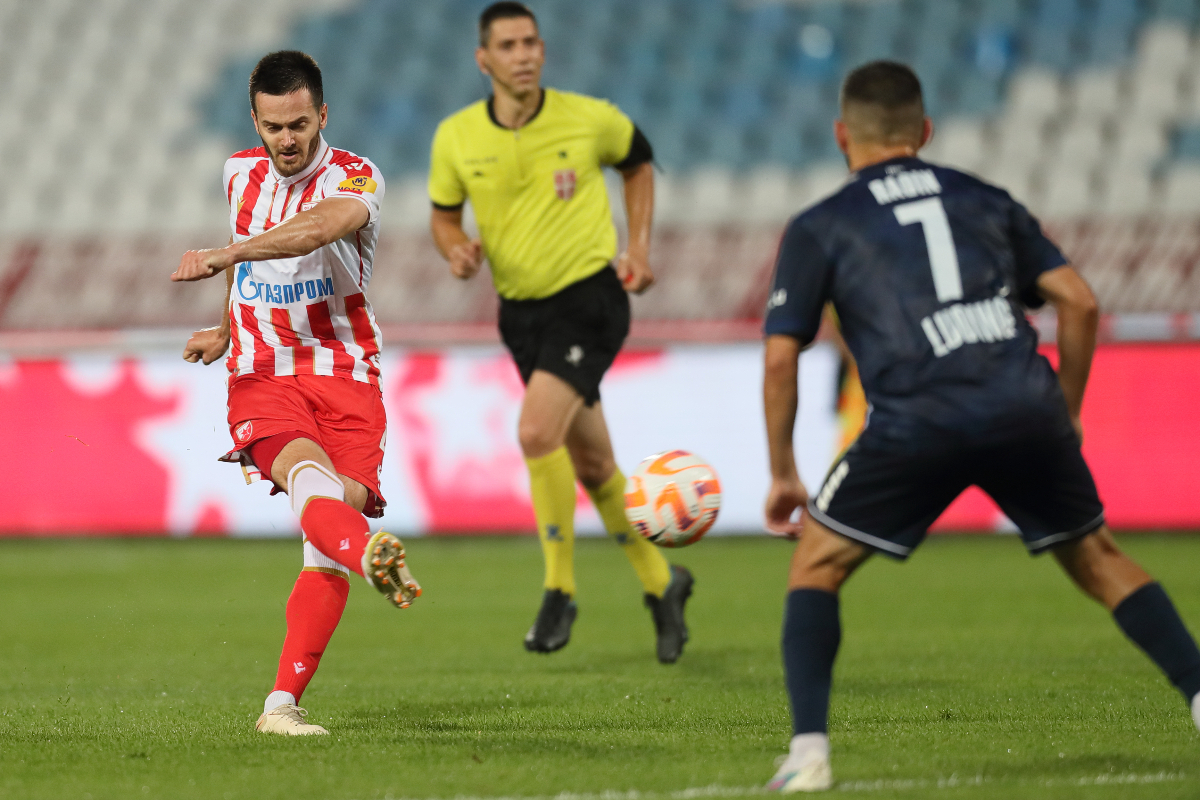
[429,88,635,301]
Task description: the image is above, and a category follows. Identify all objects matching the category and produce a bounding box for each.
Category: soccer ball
[624,450,721,547]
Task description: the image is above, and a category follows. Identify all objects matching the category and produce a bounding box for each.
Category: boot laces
[274,704,309,724]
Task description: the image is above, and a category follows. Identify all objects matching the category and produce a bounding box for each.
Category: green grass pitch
[1,534,1198,799]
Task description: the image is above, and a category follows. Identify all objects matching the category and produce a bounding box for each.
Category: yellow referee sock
[526,447,577,596]
[588,467,672,598]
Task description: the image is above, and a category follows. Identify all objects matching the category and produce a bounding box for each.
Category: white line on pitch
[374,771,1188,800]
[379,787,766,800]
[838,771,1187,792]
[1046,770,1187,787]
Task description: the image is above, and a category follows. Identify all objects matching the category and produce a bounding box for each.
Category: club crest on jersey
[235,420,254,443]
[554,169,576,201]
[337,175,377,195]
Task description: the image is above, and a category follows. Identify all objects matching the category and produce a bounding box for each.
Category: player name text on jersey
[921,294,1018,357]
[867,169,942,205]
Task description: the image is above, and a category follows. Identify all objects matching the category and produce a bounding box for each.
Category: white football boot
[767,733,833,793]
[1191,692,1200,733]
[362,531,422,608]
[255,704,328,736]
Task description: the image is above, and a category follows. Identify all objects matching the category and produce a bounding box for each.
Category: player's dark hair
[840,61,925,145]
[479,1,537,46]
[249,51,323,112]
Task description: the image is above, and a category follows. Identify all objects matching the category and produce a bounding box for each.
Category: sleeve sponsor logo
[337,175,377,194]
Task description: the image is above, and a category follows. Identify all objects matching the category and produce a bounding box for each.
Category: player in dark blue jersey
[762,61,1200,793]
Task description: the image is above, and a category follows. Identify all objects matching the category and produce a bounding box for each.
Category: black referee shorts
[498,266,630,406]
[808,422,1105,559]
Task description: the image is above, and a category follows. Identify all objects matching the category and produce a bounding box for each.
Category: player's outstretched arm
[763,334,809,538]
[430,206,483,280]
[170,198,369,282]
[616,161,655,294]
[183,255,233,365]
[1036,265,1099,440]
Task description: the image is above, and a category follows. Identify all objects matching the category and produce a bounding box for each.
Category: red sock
[300,497,371,577]
[273,570,349,702]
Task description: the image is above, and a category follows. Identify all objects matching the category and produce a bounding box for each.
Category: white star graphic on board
[409,349,525,492]
[132,356,298,537]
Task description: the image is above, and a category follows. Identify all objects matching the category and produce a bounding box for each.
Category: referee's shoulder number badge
[554,169,576,201]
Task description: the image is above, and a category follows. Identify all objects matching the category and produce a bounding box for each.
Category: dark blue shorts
[807,424,1105,559]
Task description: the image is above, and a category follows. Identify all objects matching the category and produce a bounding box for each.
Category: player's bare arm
[183,266,234,364]
[430,206,483,280]
[1036,264,1099,440]
[616,161,655,294]
[171,198,369,282]
[763,333,808,538]
[182,237,234,365]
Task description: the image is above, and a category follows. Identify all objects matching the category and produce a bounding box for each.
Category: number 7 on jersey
[894,197,963,303]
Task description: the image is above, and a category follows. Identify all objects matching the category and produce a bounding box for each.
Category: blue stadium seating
[1173,126,1200,160]
[203,0,1200,175]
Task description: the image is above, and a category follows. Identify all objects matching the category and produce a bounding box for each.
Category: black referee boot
[524,589,577,653]
[645,565,694,664]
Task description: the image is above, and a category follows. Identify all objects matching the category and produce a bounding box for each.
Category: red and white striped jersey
[223,137,386,387]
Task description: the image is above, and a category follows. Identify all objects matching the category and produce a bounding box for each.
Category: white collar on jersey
[270,135,331,186]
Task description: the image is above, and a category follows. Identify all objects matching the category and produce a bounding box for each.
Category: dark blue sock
[1113,582,1200,701]
[783,588,841,735]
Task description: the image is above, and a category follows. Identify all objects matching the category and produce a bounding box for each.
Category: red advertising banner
[933,344,1200,531]
[1,343,1197,536]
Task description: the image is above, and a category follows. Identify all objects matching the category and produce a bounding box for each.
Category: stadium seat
[847,3,902,64]
[923,118,987,172]
[1069,70,1122,122]
[1154,0,1200,25]
[1131,71,1184,120]
[993,112,1048,168]
[1007,70,1065,122]
[1139,23,1192,72]
[1110,122,1169,172]
[1161,164,1200,212]
[1174,126,1200,160]
[981,154,1036,201]
[740,168,798,225]
[1052,120,1106,171]
[803,162,851,205]
[4,0,1200,326]
[1042,162,1098,216]
[684,167,739,226]
[1100,165,1156,214]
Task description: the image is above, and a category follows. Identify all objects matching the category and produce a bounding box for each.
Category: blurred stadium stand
[3,0,1200,332]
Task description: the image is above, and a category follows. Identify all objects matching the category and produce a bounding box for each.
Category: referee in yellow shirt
[429,1,693,663]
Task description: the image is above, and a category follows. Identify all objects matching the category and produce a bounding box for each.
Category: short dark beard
[265,133,321,177]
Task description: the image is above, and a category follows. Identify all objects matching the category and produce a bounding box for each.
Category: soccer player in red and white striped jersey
[172,51,418,737]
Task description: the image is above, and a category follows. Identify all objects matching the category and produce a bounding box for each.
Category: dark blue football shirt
[764,156,1071,440]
